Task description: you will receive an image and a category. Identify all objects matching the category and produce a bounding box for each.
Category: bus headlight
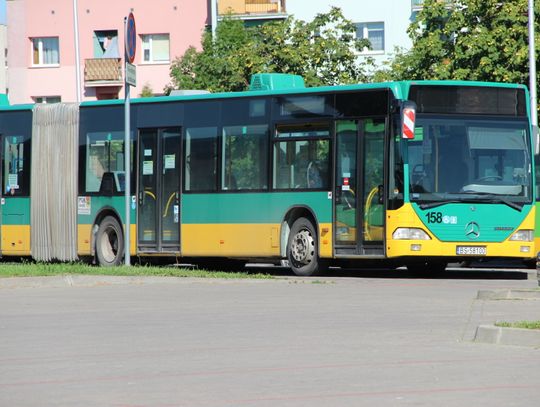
[392,228,431,240]
[509,229,534,242]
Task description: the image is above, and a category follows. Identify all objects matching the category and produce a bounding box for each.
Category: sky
[0,0,5,25]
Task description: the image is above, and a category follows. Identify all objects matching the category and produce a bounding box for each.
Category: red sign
[126,13,136,64]
[402,107,415,139]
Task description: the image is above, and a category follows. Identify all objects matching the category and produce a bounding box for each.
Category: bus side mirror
[402,101,417,140]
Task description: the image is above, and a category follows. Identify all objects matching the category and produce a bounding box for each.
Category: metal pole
[72,0,82,102]
[529,0,537,129]
[124,17,131,266]
[211,0,218,40]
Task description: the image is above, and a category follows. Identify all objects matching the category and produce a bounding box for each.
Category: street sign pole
[529,0,537,132]
[124,12,136,266]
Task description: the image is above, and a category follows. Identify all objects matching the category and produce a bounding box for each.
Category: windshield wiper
[417,195,524,211]
[461,192,524,211]
[418,200,464,210]
[472,197,523,211]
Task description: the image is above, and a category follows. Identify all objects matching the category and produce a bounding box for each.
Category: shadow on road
[244,264,533,280]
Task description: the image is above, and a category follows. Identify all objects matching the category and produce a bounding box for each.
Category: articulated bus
[0,74,535,275]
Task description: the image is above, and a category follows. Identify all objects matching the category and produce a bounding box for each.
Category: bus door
[137,128,181,253]
[335,120,385,256]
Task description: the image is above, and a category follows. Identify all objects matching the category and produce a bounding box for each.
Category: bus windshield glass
[408,116,532,208]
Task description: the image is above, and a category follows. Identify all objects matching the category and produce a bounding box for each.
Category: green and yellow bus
[0,74,535,275]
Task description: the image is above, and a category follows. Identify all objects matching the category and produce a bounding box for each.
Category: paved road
[1,268,539,407]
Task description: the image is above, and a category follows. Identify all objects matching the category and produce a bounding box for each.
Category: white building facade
[286,0,421,68]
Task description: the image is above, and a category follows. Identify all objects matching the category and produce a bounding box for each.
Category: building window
[355,22,385,53]
[93,30,119,58]
[33,96,61,104]
[141,34,170,63]
[31,37,59,66]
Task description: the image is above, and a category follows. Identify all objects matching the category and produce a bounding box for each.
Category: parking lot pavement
[1,270,539,407]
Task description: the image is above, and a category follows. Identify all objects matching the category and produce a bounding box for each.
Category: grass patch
[0,262,273,279]
[495,321,540,330]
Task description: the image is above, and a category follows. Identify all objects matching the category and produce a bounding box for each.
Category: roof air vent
[249,73,305,91]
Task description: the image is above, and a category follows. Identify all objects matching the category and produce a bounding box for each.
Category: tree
[166,8,372,93]
[379,0,540,86]
[140,83,154,98]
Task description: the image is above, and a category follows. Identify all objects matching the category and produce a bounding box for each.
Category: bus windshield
[408,116,532,208]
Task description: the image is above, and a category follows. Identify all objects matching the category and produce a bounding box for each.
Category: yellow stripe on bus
[1,225,31,255]
[4,222,332,260]
[181,223,333,258]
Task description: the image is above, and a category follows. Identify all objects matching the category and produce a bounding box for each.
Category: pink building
[7,0,209,103]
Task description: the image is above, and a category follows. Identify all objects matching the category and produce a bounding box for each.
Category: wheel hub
[291,230,314,265]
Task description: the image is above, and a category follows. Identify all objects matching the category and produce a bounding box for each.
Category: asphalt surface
[1,267,539,407]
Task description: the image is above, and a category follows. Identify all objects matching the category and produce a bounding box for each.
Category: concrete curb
[477,289,540,300]
[474,324,540,348]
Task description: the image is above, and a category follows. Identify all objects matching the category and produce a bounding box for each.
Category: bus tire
[95,216,124,267]
[287,217,324,276]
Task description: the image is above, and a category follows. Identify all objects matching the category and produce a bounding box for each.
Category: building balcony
[218,0,287,20]
[84,58,123,87]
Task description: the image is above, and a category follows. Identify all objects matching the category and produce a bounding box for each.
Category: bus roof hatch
[249,73,305,91]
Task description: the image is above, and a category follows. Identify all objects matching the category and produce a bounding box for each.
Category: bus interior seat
[99,172,116,196]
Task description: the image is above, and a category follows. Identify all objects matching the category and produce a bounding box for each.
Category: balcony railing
[218,0,286,16]
[84,58,122,86]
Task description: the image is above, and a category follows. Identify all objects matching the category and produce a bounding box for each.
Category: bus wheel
[96,216,124,267]
[287,217,323,276]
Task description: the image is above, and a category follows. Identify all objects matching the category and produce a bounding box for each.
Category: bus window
[535,154,540,199]
[275,95,333,119]
[409,117,531,202]
[3,135,30,196]
[222,125,268,191]
[85,131,129,193]
[273,123,330,190]
[184,127,217,192]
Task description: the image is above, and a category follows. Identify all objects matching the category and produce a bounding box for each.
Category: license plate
[456,246,487,256]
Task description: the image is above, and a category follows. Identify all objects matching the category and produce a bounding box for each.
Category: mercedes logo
[465,221,480,240]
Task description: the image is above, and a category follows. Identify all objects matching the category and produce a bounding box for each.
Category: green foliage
[140,83,154,98]
[167,8,373,93]
[0,262,272,279]
[496,320,540,330]
[381,0,539,86]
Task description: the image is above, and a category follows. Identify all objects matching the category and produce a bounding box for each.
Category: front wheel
[287,217,325,276]
[95,216,125,267]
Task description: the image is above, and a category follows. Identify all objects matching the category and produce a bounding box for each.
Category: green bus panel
[181,192,333,224]
[413,203,532,243]
[2,197,30,225]
[76,196,135,225]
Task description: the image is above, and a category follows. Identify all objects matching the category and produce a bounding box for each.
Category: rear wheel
[96,216,124,267]
[287,217,325,276]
